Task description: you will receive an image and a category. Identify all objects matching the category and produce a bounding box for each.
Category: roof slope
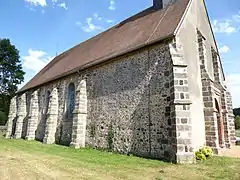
[19,0,190,93]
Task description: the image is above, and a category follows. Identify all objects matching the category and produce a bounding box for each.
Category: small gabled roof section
[19,0,190,93]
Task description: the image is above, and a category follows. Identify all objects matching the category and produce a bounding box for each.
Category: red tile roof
[19,0,190,93]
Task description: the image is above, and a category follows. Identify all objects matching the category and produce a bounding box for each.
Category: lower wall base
[175,152,196,164]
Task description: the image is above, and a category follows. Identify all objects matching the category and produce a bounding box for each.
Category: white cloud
[76,18,104,32]
[94,13,103,21]
[25,0,47,7]
[227,74,240,108]
[219,45,230,54]
[22,49,53,72]
[93,13,114,23]
[233,12,240,22]
[76,12,114,32]
[109,0,116,11]
[58,2,68,10]
[25,0,68,11]
[106,19,114,23]
[212,20,236,34]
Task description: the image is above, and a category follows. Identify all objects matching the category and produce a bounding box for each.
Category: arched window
[67,83,75,119]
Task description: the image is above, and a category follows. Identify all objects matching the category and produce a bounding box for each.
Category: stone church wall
[84,43,173,159]
[22,42,174,160]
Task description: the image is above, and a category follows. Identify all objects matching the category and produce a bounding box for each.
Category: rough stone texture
[35,89,50,141]
[43,88,59,144]
[211,48,222,83]
[169,40,195,163]
[0,126,6,135]
[70,79,87,148]
[6,96,17,138]
[83,43,174,160]
[197,31,220,152]
[15,93,27,139]
[26,90,39,140]
[197,30,234,152]
[221,91,231,148]
[226,91,236,145]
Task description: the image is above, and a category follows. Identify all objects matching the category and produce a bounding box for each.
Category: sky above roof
[0,0,240,107]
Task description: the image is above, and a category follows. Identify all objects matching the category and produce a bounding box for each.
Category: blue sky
[0,0,240,107]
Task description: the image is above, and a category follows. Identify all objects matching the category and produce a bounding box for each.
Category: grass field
[236,129,240,137]
[0,135,240,180]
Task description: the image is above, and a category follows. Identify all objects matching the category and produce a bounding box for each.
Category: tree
[0,38,25,125]
[235,116,240,130]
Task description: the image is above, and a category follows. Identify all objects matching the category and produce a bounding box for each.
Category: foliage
[233,108,240,117]
[236,129,240,138]
[195,151,207,161]
[200,146,213,158]
[195,146,213,161]
[0,38,25,122]
[0,38,25,96]
[0,111,7,125]
[235,116,240,130]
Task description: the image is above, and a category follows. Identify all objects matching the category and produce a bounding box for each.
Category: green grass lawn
[0,135,240,180]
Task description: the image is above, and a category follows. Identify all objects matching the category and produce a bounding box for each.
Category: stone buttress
[169,40,195,163]
[6,96,17,138]
[197,30,235,152]
[15,93,27,139]
[43,88,58,144]
[70,78,87,148]
[226,92,236,145]
[26,90,39,140]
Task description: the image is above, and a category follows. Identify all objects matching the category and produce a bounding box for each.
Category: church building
[6,0,236,163]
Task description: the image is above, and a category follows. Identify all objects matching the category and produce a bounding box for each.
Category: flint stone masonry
[85,43,174,160]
